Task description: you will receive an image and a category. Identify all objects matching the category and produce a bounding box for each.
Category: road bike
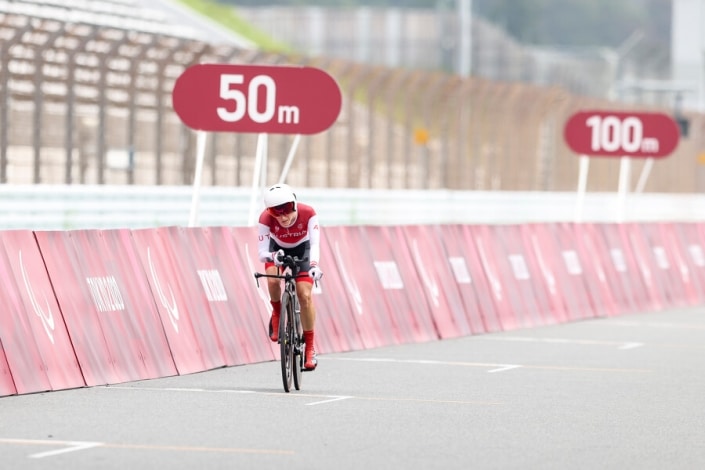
[254,255,306,392]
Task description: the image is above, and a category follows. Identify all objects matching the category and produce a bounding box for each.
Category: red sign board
[564,110,680,158]
[172,64,342,135]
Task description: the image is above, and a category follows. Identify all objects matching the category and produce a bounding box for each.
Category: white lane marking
[479,336,643,350]
[108,387,258,394]
[487,365,522,373]
[0,437,292,456]
[305,396,352,406]
[104,386,352,403]
[0,439,104,459]
[619,342,644,350]
[608,320,705,330]
[327,357,650,373]
[101,386,498,405]
[330,357,522,372]
[30,441,102,459]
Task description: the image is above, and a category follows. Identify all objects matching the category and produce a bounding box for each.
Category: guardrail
[1,185,704,230]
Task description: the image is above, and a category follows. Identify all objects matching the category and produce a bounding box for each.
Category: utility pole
[458,0,472,76]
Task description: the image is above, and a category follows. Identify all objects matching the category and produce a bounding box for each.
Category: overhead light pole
[458,0,472,76]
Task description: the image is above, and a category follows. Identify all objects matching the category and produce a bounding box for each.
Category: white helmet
[264,183,297,212]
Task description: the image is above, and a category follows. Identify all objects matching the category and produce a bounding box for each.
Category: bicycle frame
[254,255,306,392]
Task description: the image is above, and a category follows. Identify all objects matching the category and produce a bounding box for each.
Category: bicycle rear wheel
[279,292,295,393]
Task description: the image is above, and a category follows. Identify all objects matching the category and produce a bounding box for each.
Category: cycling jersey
[257,202,320,266]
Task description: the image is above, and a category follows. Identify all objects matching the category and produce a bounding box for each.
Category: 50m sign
[173,64,342,135]
[564,110,680,158]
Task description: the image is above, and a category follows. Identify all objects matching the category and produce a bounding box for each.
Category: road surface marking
[479,336,644,350]
[102,386,501,405]
[305,396,351,406]
[328,357,651,373]
[0,438,293,456]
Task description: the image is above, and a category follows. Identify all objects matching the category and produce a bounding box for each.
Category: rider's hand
[271,250,285,266]
[309,265,323,281]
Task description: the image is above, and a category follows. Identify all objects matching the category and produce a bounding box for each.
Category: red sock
[271,300,281,314]
[304,330,314,348]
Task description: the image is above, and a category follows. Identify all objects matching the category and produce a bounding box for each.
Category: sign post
[563,110,680,222]
[172,63,342,226]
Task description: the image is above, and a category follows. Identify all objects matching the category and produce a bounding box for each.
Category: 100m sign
[564,110,680,158]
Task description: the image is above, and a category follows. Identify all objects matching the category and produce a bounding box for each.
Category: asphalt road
[1,306,704,470]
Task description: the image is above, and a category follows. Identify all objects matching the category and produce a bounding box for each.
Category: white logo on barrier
[148,246,179,333]
[86,276,125,312]
[333,241,363,315]
[197,269,227,302]
[652,246,670,270]
[411,238,439,307]
[475,238,502,301]
[508,254,530,280]
[373,261,404,290]
[448,257,471,284]
[688,245,705,267]
[561,250,583,275]
[19,250,55,344]
[609,248,627,273]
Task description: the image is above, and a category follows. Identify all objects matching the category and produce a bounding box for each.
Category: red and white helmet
[264,183,297,216]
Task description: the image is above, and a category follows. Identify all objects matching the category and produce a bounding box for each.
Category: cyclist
[257,183,323,371]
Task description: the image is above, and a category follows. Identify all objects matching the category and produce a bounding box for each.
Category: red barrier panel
[34,231,121,385]
[591,224,649,314]
[613,224,667,311]
[98,230,179,377]
[401,225,474,338]
[313,229,367,352]
[468,225,552,330]
[558,224,618,318]
[197,226,277,362]
[443,225,501,333]
[0,340,16,396]
[637,223,690,308]
[666,223,705,304]
[313,226,378,351]
[524,224,596,321]
[0,231,85,393]
[0,245,51,394]
[36,230,178,385]
[130,227,226,374]
[360,226,439,343]
[168,227,268,366]
[322,226,403,348]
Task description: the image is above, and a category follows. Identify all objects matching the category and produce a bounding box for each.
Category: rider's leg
[267,266,282,342]
[296,280,317,370]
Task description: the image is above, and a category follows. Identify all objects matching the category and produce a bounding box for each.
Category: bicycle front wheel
[279,292,295,393]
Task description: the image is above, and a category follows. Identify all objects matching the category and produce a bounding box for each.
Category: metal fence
[1,6,704,193]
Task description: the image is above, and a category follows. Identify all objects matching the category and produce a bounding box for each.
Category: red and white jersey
[257,202,321,264]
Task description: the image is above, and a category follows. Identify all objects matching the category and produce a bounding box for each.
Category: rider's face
[274,211,297,227]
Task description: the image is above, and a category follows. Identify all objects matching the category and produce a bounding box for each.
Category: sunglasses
[267,202,295,217]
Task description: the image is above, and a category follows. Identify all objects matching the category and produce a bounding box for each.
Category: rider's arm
[257,221,274,262]
[307,214,321,266]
